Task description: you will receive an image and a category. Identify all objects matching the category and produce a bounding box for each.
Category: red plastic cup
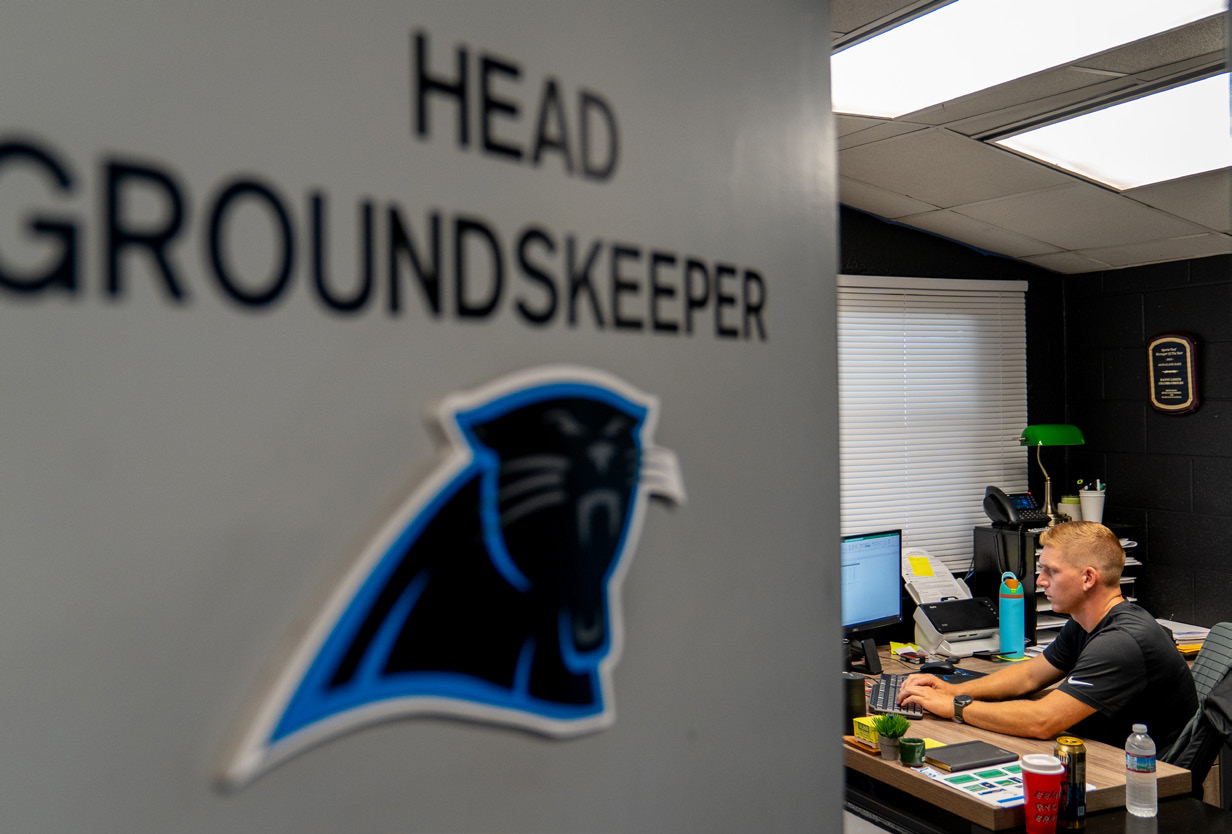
[1020,754,1065,834]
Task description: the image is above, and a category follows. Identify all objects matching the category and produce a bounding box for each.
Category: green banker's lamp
[1020,424,1085,527]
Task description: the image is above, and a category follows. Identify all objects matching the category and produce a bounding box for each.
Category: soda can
[1054,736,1087,830]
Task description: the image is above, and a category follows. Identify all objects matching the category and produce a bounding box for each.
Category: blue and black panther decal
[225,366,684,785]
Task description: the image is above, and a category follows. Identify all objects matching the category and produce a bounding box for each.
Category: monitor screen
[840,529,903,633]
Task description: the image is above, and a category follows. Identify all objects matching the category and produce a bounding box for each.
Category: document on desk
[902,547,967,604]
[918,762,1025,808]
[918,762,1095,810]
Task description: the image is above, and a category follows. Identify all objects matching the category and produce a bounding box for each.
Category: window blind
[837,275,1029,573]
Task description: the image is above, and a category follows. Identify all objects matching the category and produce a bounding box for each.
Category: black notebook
[924,739,1018,772]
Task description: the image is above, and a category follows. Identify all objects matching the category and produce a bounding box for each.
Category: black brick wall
[1063,254,1232,627]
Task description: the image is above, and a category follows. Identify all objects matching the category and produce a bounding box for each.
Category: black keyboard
[868,673,923,719]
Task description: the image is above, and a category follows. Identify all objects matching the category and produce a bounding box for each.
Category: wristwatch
[953,694,973,724]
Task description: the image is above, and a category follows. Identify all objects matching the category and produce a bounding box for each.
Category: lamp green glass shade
[1020,424,1084,526]
[1020,424,1085,447]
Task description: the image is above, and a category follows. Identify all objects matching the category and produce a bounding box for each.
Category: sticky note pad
[908,556,933,577]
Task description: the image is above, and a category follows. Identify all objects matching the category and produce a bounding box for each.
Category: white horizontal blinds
[837,276,1030,573]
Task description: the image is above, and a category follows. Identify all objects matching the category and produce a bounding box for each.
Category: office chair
[1161,622,1232,805]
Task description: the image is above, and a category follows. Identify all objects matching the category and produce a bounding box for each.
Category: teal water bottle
[999,571,1024,658]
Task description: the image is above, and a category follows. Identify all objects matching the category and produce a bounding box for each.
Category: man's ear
[1082,567,1099,591]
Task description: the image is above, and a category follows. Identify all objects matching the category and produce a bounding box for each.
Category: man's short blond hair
[1039,521,1124,587]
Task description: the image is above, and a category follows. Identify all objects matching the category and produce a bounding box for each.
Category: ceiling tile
[838,121,927,150]
[831,0,924,38]
[943,73,1138,138]
[1125,169,1232,233]
[954,183,1210,250]
[1076,233,1232,268]
[1021,251,1115,274]
[836,114,885,138]
[838,128,1072,207]
[1136,52,1225,82]
[895,209,1062,257]
[904,67,1122,129]
[839,177,937,219]
[1074,16,1226,75]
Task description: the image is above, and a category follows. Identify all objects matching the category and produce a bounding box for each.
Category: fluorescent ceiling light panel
[993,72,1232,190]
[832,0,1227,118]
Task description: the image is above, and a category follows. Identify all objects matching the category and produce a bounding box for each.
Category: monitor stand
[844,636,882,675]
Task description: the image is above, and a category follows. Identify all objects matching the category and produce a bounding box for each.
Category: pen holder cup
[899,737,926,766]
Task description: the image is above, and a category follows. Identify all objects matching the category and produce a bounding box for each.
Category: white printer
[902,547,1002,658]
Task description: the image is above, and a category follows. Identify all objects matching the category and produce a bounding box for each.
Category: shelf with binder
[1122,537,1141,603]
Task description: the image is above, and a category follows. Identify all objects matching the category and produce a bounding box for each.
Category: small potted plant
[872,713,910,760]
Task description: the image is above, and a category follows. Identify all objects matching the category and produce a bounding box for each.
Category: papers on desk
[1157,618,1209,643]
[1157,618,1209,655]
[917,762,1025,809]
[918,761,1095,810]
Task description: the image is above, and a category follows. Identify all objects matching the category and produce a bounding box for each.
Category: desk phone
[984,486,1049,530]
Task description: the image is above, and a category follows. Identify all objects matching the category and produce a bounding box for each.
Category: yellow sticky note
[908,556,934,577]
[922,738,945,749]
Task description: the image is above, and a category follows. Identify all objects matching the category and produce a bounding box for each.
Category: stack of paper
[1156,618,1209,655]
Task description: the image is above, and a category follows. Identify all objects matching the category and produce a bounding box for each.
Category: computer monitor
[841,529,903,674]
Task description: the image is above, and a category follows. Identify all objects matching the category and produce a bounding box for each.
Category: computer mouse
[920,661,957,676]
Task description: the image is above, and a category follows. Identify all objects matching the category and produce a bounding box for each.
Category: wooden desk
[844,648,1191,831]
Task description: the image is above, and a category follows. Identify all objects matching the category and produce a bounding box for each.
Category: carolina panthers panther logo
[223,366,684,786]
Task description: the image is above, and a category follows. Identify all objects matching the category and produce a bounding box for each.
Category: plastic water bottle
[998,571,1024,658]
[1125,723,1157,817]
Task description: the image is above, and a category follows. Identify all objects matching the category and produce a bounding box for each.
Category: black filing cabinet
[972,526,1039,645]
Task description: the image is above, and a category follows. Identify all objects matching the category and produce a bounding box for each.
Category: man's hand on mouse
[897,674,959,718]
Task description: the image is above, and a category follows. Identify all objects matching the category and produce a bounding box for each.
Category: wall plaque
[1148,333,1199,414]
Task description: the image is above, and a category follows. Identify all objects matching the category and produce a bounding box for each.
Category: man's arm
[962,689,1096,738]
[901,653,1065,703]
[898,654,1092,739]
[900,685,1096,739]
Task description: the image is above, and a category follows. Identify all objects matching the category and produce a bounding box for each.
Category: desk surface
[844,648,1191,831]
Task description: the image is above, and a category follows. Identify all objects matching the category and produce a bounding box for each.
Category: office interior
[837,5,1231,826]
[843,212,1230,629]
[3,2,1228,830]
[835,0,1232,630]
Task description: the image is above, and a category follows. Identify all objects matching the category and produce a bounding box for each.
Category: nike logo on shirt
[1068,676,1094,686]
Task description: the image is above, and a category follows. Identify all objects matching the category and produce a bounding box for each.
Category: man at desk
[899,521,1197,752]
